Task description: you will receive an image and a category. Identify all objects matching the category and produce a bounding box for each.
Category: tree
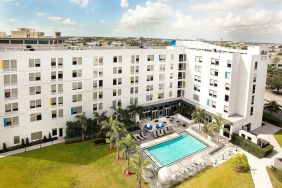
[119,134,138,175]
[101,117,126,150]
[131,153,150,188]
[75,112,88,141]
[231,154,249,172]
[202,122,214,137]
[192,106,205,131]
[93,111,108,137]
[127,101,143,123]
[212,113,224,142]
[267,67,282,94]
[265,100,281,115]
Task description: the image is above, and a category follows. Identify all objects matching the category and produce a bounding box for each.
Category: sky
[1,0,282,43]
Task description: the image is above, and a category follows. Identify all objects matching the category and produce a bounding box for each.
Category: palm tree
[131,153,150,188]
[93,111,108,137]
[75,112,88,141]
[192,106,205,131]
[101,117,126,150]
[265,100,281,115]
[127,101,144,123]
[119,134,138,175]
[213,113,224,142]
[202,122,214,137]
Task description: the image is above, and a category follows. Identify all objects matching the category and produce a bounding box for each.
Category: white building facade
[0,41,269,149]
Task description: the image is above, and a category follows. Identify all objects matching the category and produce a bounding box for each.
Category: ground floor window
[14,136,20,144]
[31,131,42,141]
[52,128,57,136]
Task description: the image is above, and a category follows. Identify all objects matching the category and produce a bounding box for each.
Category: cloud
[190,0,256,12]
[120,0,129,8]
[4,18,18,23]
[100,20,106,24]
[120,1,172,28]
[48,16,76,25]
[36,12,47,16]
[70,0,88,8]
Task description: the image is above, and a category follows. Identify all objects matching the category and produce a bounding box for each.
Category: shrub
[231,134,274,158]
[21,138,25,147]
[25,138,29,147]
[48,133,52,140]
[271,166,282,182]
[43,136,47,142]
[65,137,82,144]
[263,111,282,127]
[231,154,249,172]
[3,143,7,152]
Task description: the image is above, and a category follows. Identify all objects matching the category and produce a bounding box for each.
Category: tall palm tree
[127,101,144,123]
[213,113,224,142]
[75,112,88,141]
[192,106,205,131]
[101,117,126,150]
[93,111,108,137]
[265,100,281,115]
[119,134,138,175]
[131,153,150,188]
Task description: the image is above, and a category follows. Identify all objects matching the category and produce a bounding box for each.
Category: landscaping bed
[263,111,282,127]
[230,134,274,158]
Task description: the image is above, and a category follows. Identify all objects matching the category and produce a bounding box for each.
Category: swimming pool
[144,133,208,167]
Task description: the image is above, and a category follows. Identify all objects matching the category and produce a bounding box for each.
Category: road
[265,90,282,106]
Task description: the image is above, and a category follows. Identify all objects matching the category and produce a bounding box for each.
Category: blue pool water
[145,133,208,166]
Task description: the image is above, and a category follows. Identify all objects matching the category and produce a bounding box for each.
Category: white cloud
[36,12,47,16]
[70,0,88,8]
[47,16,77,25]
[48,16,62,23]
[190,0,256,12]
[277,10,282,21]
[120,0,129,8]
[100,20,106,24]
[62,18,76,25]
[120,1,172,28]
[4,18,18,23]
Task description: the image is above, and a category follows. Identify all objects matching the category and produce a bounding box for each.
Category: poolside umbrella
[144,124,153,130]
[156,123,164,129]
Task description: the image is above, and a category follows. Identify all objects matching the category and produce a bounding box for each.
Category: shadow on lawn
[12,141,114,165]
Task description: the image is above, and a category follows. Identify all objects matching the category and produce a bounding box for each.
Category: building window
[29,72,41,81]
[158,93,164,99]
[147,75,154,82]
[193,94,199,101]
[3,60,17,71]
[194,75,201,82]
[211,58,219,65]
[4,74,17,85]
[224,106,228,113]
[29,86,41,95]
[14,136,20,144]
[147,55,154,61]
[225,83,230,91]
[209,90,217,98]
[72,82,82,90]
[72,94,82,102]
[252,85,256,94]
[250,107,254,116]
[210,79,218,87]
[30,113,42,122]
[31,131,42,141]
[72,57,82,65]
[147,65,154,71]
[30,99,41,109]
[71,106,82,115]
[94,56,103,66]
[52,128,57,136]
[195,56,202,63]
[146,94,153,101]
[5,102,18,113]
[179,54,186,62]
[255,61,258,70]
[195,65,201,73]
[113,56,122,63]
[5,88,18,100]
[210,69,219,76]
[159,54,166,62]
[227,60,232,68]
[29,59,41,68]
[3,116,19,127]
[194,85,200,92]
[72,70,82,78]
[225,95,229,102]
[251,95,255,105]
[225,72,231,79]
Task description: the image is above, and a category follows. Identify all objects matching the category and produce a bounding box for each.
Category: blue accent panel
[171,40,176,46]
[225,72,227,79]
[206,99,209,106]
[3,119,7,127]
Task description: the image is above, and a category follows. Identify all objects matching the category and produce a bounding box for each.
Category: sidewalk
[0,138,64,158]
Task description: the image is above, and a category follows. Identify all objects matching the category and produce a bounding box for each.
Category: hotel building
[0,29,269,149]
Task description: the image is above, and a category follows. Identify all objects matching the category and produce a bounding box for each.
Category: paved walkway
[0,138,64,158]
[265,90,282,106]
[242,124,282,188]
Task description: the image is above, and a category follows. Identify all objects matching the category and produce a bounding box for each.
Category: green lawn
[0,141,148,188]
[267,167,282,188]
[274,129,282,148]
[176,158,254,188]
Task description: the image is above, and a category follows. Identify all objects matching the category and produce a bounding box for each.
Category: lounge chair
[137,134,144,140]
[157,129,163,137]
[140,132,148,139]
[160,129,165,135]
[132,135,142,142]
[153,130,158,138]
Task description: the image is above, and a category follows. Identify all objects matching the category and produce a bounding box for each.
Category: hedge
[230,134,274,158]
[65,137,82,144]
[271,166,282,182]
[263,111,282,127]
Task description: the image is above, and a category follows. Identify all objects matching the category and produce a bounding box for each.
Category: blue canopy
[144,124,153,130]
[156,123,164,129]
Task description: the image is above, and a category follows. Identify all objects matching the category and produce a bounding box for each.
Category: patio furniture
[136,134,144,140]
[154,119,159,122]
[157,129,163,137]
[153,130,158,138]
[160,129,165,135]
[132,135,142,142]
[164,127,169,134]
[140,132,148,139]
[156,123,164,129]
[144,123,153,131]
